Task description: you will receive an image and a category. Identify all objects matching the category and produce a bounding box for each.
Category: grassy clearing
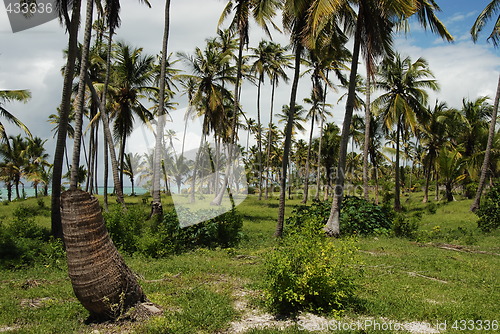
[0,193,498,333]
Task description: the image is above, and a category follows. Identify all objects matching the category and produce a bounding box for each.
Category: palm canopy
[373,54,439,133]
[0,90,32,140]
[471,0,500,46]
[178,41,236,137]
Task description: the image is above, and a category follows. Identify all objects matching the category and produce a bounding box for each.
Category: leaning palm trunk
[61,189,145,320]
[471,74,500,211]
[51,0,82,238]
[324,13,362,237]
[151,0,171,217]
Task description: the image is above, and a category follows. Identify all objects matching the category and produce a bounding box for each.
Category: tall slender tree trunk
[394,119,402,211]
[70,0,93,190]
[275,44,302,237]
[423,157,432,203]
[101,28,125,207]
[265,79,276,200]
[315,116,324,201]
[211,25,245,206]
[471,74,499,211]
[51,0,82,238]
[256,75,263,200]
[363,70,371,201]
[302,111,315,204]
[103,131,109,210]
[324,13,362,237]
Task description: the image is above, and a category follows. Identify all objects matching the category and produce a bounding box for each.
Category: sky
[0,0,499,187]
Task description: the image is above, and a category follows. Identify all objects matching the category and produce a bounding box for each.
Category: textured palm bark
[61,189,145,320]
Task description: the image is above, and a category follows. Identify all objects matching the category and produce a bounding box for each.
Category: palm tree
[52,0,83,238]
[0,89,32,140]
[59,0,152,320]
[178,41,235,203]
[110,42,156,190]
[373,54,438,211]
[123,152,142,196]
[151,0,172,216]
[250,40,275,200]
[438,147,466,202]
[471,0,499,210]
[471,0,500,46]
[213,0,282,206]
[25,137,51,198]
[302,92,332,203]
[276,0,320,237]
[69,0,94,191]
[263,42,292,200]
[324,0,452,236]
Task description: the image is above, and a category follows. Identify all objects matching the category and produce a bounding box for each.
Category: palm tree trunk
[315,116,324,201]
[190,129,206,203]
[61,189,146,320]
[435,171,439,201]
[103,131,109,211]
[100,29,125,207]
[324,12,363,237]
[70,0,93,190]
[423,157,432,203]
[257,75,263,200]
[51,0,82,239]
[275,44,302,237]
[211,25,245,206]
[302,111,315,204]
[394,119,402,211]
[363,71,371,201]
[471,74,499,211]
[265,79,276,200]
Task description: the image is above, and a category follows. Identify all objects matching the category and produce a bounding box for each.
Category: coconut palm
[438,147,466,202]
[178,41,235,203]
[123,152,142,196]
[302,92,332,203]
[373,54,438,211]
[0,89,32,140]
[324,0,452,236]
[59,0,152,321]
[213,0,282,206]
[51,0,83,238]
[263,42,293,200]
[470,2,499,210]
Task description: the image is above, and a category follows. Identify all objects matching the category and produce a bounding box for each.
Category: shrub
[340,197,393,235]
[145,207,243,257]
[286,197,393,236]
[104,206,243,258]
[0,219,64,269]
[265,223,360,315]
[392,214,419,239]
[104,206,148,254]
[476,184,500,232]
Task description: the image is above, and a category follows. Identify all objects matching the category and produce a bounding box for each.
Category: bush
[104,206,148,254]
[103,206,243,258]
[286,197,393,236]
[476,184,500,232]
[392,214,419,239]
[0,218,64,269]
[265,222,360,315]
[340,197,393,235]
[144,207,243,257]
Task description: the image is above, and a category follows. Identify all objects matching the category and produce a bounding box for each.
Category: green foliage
[0,218,64,269]
[286,197,393,236]
[104,206,243,258]
[340,197,393,235]
[104,206,148,254]
[264,223,360,315]
[426,202,437,214]
[476,184,500,232]
[392,214,419,239]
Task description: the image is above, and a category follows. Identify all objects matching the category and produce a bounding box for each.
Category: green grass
[0,192,498,333]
